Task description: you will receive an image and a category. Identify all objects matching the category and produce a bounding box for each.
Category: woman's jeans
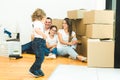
[57,46,78,59]
[30,38,46,72]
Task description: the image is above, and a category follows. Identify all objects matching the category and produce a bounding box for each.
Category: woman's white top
[46,34,58,46]
[32,20,45,38]
[57,29,76,48]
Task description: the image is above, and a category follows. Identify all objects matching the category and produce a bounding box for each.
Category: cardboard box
[87,39,114,67]
[52,19,63,29]
[76,35,82,54]
[80,36,88,57]
[86,24,113,39]
[71,20,77,32]
[67,9,86,19]
[83,10,114,24]
[76,19,86,36]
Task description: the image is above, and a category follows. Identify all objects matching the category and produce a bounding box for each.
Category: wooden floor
[0,53,87,80]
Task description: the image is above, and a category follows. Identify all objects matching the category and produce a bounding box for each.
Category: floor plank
[0,53,87,80]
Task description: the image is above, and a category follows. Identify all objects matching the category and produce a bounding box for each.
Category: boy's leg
[29,38,46,77]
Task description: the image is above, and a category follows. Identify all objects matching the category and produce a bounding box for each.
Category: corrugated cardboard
[71,20,77,32]
[67,9,86,19]
[86,24,113,39]
[76,19,86,36]
[83,10,114,24]
[80,36,88,57]
[52,19,63,29]
[87,39,114,68]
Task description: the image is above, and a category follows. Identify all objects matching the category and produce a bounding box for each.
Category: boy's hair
[32,8,46,21]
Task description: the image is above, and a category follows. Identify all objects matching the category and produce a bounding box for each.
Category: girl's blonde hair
[31,8,46,21]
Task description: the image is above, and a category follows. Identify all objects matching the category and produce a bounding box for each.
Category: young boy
[29,8,46,78]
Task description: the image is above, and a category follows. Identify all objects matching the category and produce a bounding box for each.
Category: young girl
[45,25,58,59]
[57,18,87,62]
[29,8,46,78]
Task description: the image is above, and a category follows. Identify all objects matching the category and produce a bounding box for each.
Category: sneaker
[81,57,87,62]
[46,53,56,59]
[38,70,44,76]
[29,70,40,78]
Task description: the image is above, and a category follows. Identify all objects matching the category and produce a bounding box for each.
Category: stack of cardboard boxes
[67,9,87,56]
[52,19,63,30]
[52,10,114,67]
[84,10,114,67]
[67,9,115,67]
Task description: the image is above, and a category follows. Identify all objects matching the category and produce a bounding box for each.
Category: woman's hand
[67,42,73,46]
[72,40,78,45]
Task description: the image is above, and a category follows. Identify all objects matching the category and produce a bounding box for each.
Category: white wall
[0,0,106,44]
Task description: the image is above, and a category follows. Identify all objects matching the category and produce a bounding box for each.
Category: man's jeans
[22,41,34,53]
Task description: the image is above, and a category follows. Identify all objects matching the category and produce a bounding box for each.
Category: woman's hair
[31,8,46,21]
[64,18,73,42]
[49,25,57,34]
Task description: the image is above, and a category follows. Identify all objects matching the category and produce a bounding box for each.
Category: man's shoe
[29,70,40,78]
[9,55,23,59]
[16,56,23,59]
[38,70,45,76]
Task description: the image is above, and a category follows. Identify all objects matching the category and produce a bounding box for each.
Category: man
[22,17,52,54]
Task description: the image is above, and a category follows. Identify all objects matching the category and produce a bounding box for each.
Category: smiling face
[62,20,68,29]
[49,25,57,36]
[49,27,57,35]
[45,18,52,29]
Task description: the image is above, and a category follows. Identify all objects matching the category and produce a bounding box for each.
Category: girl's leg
[51,48,57,55]
[46,48,57,59]
[44,48,50,56]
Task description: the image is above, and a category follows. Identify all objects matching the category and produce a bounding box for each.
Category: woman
[57,18,87,62]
